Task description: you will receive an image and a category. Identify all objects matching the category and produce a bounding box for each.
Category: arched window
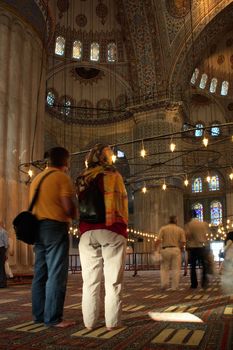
[210,123,220,137]
[192,203,203,221]
[208,175,220,191]
[209,78,218,93]
[190,68,199,84]
[199,73,208,89]
[107,43,117,62]
[61,97,71,116]
[90,42,100,61]
[55,36,65,56]
[195,123,204,137]
[72,40,82,60]
[46,91,55,107]
[221,81,229,96]
[192,177,202,193]
[210,201,222,225]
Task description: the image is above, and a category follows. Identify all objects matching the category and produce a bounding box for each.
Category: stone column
[0,7,45,272]
[132,104,185,252]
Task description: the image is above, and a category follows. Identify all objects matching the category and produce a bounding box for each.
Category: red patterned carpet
[0,270,232,350]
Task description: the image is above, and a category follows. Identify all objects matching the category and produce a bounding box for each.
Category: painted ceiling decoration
[166,0,192,18]
[96,0,108,25]
[76,14,87,27]
[57,0,70,19]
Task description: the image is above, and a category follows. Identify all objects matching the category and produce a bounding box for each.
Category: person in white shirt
[155,216,186,291]
[221,231,233,294]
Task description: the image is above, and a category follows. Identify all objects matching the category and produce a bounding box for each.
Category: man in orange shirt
[30,147,76,328]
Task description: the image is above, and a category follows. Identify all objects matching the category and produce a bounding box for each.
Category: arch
[72,40,82,60]
[192,177,202,193]
[169,1,233,94]
[191,202,203,221]
[90,42,100,61]
[210,200,222,225]
[55,36,65,56]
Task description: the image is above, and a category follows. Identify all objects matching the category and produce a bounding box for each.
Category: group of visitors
[155,211,212,291]
[1,143,233,332]
[29,144,128,329]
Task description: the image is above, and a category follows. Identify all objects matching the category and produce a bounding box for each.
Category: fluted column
[132,104,185,252]
[0,6,46,272]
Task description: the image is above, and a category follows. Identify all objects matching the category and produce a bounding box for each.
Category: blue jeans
[32,220,69,325]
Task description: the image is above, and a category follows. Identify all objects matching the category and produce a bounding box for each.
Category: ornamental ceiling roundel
[166,0,192,18]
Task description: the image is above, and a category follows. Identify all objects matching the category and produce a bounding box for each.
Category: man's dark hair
[48,147,69,167]
[169,215,177,224]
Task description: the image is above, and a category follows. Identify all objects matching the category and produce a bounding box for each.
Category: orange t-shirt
[29,167,74,222]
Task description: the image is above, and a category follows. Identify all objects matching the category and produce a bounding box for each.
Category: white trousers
[79,229,127,328]
[160,247,181,290]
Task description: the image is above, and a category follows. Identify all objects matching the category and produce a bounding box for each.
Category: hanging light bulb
[202,135,209,147]
[142,185,147,194]
[28,169,33,177]
[206,174,211,182]
[170,138,176,152]
[85,159,88,168]
[112,153,117,163]
[140,140,146,158]
[184,177,189,187]
[229,171,233,180]
[162,180,166,190]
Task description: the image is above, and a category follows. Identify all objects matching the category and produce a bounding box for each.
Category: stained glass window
[199,73,208,89]
[47,91,55,107]
[72,40,82,59]
[107,43,117,62]
[190,68,199,84]
[55,36,65,56]
[192,177,202,193]
[208,175,220,191]
[221,81,229,96]
[195,123,204,137]
[192,203,203,221]
[61,98,71,116]
[90,42,100,61]
[210,78,218,93]
[210,123,220,137]
[210,201,222,225]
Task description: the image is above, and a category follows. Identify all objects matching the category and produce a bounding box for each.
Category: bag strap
[28,170,57,212]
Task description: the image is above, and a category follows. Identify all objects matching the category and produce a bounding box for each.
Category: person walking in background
[221,231,233,294]
[155,216,186,291]
[0,221,8,288]
[185,210,209,289]
[76,143,128,331]
[30,147,76,328]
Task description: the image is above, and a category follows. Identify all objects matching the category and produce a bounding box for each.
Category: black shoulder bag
[12,171,56,245]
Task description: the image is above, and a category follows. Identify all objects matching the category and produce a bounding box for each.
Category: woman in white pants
[76,144,128,330]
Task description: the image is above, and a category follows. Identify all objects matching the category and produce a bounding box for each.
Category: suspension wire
[31,1,49,161]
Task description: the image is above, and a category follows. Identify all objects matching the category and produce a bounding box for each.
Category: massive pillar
[132,103,185,252]
[0,4,46,272]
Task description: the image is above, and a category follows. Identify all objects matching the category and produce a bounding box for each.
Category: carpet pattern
[0,270,233,349]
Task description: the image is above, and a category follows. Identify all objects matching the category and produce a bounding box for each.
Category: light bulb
[184,178,189,187]
[142,186,147,193]
[112,154,117,163]
[140,148,146,158]
[170,142,176,152]
[202,137,208,147]
[229,172,233,180]
[162,183,167,190]
[28,169,33,177]
[206,175,211,182]
[85,160,88,168]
